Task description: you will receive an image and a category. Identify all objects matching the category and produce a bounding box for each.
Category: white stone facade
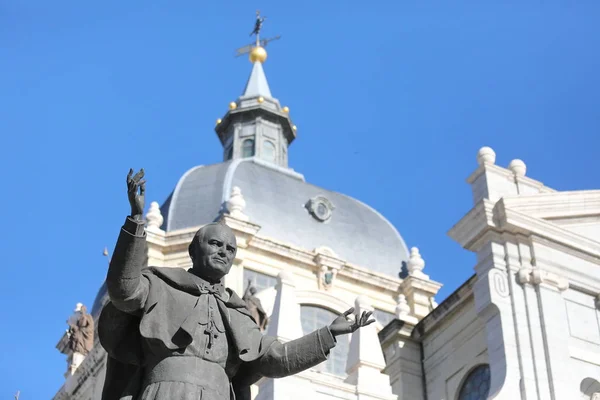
[380,147,600,400]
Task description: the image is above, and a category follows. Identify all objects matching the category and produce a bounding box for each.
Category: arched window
[458,364,491,400]
[262,140,276,163]
[242,139,255,158]
[300,305,349,377]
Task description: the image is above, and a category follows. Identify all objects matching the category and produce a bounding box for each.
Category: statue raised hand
[127,168,146,221]
[329,307,375,337]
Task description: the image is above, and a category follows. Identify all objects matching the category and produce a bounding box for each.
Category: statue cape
[98,266,277,400]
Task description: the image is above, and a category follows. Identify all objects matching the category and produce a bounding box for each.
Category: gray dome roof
[160,158,409,277]
[91,281,108,319]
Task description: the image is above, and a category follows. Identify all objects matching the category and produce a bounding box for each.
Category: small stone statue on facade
[66,303,94,374]
[98,169,375,400]
[242,279,269,331]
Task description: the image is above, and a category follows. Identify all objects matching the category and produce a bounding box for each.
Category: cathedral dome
[160,158,410,277]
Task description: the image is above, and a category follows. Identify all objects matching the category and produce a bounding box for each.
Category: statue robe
[98,217,336,400]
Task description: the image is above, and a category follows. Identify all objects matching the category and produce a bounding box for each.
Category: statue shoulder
[226,287,245,305]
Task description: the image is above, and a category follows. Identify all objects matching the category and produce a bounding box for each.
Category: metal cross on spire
[235,10,281,63]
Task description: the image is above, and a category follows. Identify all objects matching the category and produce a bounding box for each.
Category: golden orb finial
[249,46,268,63]
[229,102,237,110]
[292,125,297,131]
[282,106,290,113]
[257,96,265,103]
[216,118,222,125]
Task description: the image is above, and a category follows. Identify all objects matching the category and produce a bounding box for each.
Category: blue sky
[1,1,599,398]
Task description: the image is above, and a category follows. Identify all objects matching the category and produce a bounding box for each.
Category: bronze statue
[67,304,94,356]
[242,279,269,331]
[98,169,374,400]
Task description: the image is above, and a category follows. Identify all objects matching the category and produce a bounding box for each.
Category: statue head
[249,286,257,295]
[188,222,237,283]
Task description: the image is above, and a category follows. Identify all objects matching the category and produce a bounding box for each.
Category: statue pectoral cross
[204,310,218,349]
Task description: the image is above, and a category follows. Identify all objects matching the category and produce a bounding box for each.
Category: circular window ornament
[306,196,335,222]
[458,364,491,400]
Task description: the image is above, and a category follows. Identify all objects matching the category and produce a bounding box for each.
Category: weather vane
[235,10,281,63]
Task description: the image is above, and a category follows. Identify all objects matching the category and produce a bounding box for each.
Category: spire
[242,61,272,98]
[214,12,296,168]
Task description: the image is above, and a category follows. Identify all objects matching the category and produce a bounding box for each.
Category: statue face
[194,224,237,282]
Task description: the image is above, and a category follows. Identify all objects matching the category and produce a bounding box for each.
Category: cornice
[400,275,443,295]
[501,190,600,220]
[248,233,402,291]
[449,197,600,260]
[447,199,497,250]
[466,164,554,194]
[466,164,514,184]
[249,234,317,266]
[378,319,418,348]
[220,215,261,248]
[412,275,477,340]
[342,262,402,291]
[62,344,106,397]
[496,200,600,259]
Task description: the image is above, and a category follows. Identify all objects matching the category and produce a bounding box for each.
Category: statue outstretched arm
[243,308,374,379]
[254,327,336,378]
[106,169,149,314]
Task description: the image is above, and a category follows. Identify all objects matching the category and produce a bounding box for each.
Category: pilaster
[345,296,395,400]
[265,271,303,343]
[472,241,522,399]
[517,262,572,400]
[400,276,442,320]
[400,247,442,320]
[379,319,423,400]
[257,271,316,400]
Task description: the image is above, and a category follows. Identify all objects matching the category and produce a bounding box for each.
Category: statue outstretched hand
[329,307,375,337]
[127,168,146,220]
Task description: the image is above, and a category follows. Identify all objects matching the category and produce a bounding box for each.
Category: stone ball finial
[227,186,249,221]
[146,201,164,230]
[355,295,374,313]
[477,146,496,166]
[508,159,527,177]
[355,295,371,307]
[277,270,295,286]
[395,294,410,317]
[407,247,426,278]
